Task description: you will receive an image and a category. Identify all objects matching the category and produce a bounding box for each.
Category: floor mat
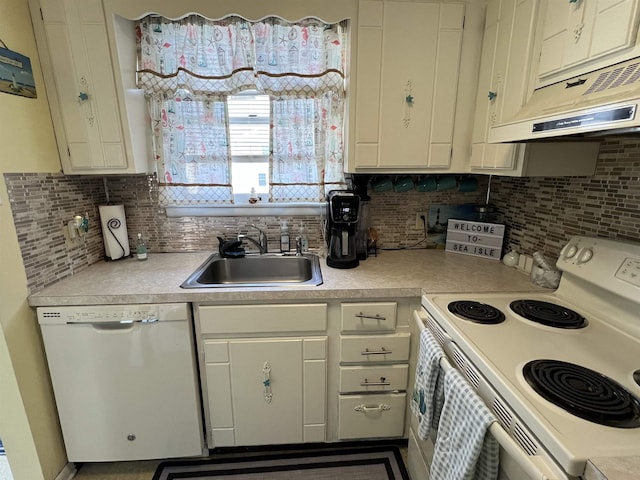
[152,445,408,480]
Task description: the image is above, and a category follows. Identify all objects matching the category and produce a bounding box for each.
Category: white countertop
[28,249,542,306]
[585,457,640,480]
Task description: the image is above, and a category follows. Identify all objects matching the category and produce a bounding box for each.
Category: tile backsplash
[5,137,640,293]
[492,138,640,260]
[4,173,107,293]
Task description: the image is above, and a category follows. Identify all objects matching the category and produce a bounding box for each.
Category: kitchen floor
[72,443,409,480]
[0,456,12,480]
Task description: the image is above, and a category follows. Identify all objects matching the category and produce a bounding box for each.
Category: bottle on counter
[136,233,148,261]
[297,223,308,252]
[280,221,290,252]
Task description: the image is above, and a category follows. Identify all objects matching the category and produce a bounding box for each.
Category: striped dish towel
[430,368,499,480]
[411,327,445,440]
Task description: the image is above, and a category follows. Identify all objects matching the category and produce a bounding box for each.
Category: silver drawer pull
[360,377,390,387]
[361,347,392,355]
[354,404,392,413]
[355,312,387,321]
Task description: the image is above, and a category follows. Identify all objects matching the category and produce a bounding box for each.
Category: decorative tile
[5,137,640,294]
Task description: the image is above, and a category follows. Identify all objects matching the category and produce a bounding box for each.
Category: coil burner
[524,359,640,428]
[447,301,505,324]
[510,300,587,329]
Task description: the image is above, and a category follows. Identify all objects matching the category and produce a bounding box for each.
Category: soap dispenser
[297,223,308,252]
[280,221,290,252]
[136,233,148,261]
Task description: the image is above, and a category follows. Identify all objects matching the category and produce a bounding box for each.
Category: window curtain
[137,15,347,205]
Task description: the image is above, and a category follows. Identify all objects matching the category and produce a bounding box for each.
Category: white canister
[502,250,520,267]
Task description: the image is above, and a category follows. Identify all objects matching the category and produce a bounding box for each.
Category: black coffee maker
[326,190,360,269]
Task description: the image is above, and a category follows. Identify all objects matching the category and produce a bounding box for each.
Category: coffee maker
[326,190,360,269]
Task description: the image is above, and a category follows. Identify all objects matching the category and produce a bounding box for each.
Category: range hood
[489,57,640,142]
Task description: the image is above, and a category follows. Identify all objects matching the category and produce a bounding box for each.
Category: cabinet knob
[488,91,497,101]
[126,434,136,441]
[78,92,89,101]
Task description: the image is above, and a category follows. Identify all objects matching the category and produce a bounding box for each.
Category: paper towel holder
[99,204,130,260]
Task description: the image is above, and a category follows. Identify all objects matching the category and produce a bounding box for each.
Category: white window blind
[227,91,270,157]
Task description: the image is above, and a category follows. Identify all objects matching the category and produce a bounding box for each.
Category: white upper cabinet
[470,0,600,177]
[536,0,640,86]
[471,0,538,172]
[29,0,149,174]
[351,1,467,172]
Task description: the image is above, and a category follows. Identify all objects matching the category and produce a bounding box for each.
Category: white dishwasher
[37,303,204,462]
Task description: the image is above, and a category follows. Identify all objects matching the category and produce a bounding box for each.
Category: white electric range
[411,236,640,480]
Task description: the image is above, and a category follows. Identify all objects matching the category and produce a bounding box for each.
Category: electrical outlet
[415,212,428,230]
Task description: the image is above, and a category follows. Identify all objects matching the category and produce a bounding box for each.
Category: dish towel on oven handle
[411,327,445,440]
[430,368,499,480]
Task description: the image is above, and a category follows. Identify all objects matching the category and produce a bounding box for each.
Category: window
[136,15,349,209]
[228,91,270,203]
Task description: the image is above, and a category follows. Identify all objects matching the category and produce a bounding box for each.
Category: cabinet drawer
[340,333,410,363]
[341,302,397,332]
[198,304,327,334]
[339,365,409,393]
[338,393,406,439]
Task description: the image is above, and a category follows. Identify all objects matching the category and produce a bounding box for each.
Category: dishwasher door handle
[66,318,159,325]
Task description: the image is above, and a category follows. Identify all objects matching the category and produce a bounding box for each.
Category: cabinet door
[204,336,327,447]
[32,0,134,173]
[538,0,640,82]
[354,1,464,169]
[230,338,304,445]
[354,0,383,168]
[470,0,537,172]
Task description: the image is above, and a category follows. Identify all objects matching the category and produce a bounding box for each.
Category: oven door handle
[413,309,566,480]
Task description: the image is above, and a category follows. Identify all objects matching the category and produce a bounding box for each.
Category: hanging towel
[430,368,499,480]
[411,327,445,440]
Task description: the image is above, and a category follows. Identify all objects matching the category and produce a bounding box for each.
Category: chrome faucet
[295,236,303,256]
[237,224,268,254]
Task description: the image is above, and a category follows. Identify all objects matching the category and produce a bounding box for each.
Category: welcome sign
[0,47,37,99]
[445,219,505,260]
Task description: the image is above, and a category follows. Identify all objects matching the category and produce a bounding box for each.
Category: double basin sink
[180,252,323,288]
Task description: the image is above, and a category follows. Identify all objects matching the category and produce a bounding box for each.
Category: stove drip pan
[447,301,505,324]
[510,299,587,329]
[524,359,640,428]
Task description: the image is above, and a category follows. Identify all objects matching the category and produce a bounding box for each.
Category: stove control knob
[577,248,594,264]
[563,245,579,259]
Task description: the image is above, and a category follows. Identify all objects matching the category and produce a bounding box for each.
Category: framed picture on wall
[427,204,477,247]
[0,46,37,99]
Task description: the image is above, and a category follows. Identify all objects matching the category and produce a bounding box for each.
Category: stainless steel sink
[180,253,323,288]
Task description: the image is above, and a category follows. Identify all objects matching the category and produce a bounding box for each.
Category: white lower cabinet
[339,364,409,393]
[196,303,328,448]
[338,302,410,440]
[196,299,415,447]
[340,333,411,364]
[204,337,327,447]
[338,393,407,439]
